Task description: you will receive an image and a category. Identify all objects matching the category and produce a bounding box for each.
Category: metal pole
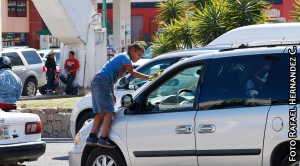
[102,0,107,28]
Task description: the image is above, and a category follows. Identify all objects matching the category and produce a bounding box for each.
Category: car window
[144,65,203,113]
[199,54,277,110]
[127,58,178,90]
[272,52,300,103]
[3,52,24,66]
[21,50,42,65]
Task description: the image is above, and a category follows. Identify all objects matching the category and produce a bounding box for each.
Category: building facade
[1,0,298,49]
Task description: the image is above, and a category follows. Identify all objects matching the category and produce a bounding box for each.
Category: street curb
[42,138,74,143]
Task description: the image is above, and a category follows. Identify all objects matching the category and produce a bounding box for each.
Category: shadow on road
[52,156,68,161]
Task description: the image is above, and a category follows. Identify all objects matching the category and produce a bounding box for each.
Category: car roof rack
[219,41,300,52]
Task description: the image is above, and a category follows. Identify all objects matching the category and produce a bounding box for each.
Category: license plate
[0,126,9,140]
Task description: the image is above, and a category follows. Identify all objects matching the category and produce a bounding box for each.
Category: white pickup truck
[0,111,46,165]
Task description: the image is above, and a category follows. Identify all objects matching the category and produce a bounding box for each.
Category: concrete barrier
[20,108,72,138]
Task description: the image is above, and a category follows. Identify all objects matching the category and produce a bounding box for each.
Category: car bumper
[70,120,76,138]
[69,150,82,166]
[0,141,46,164]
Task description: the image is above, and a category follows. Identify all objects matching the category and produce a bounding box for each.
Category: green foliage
[190,0,212,10]
[17,97,81,108]
[156,0,189,24]
[193,0,228,46]
[226,0,270,30]
[291,0,300,22]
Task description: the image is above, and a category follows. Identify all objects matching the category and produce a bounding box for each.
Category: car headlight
[75,133,81,145]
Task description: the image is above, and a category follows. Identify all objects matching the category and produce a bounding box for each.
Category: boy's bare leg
[90,113,105,134]
[100,112,114,138]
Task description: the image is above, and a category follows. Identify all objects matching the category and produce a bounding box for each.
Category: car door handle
[198,124,216,133]
[22,69,26,72]
[175,125,193,134]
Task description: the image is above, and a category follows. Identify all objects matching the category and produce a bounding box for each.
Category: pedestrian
[86,43,149,147]
[63,51,79,95]
[45,51,56,95]
[0,56,22,112]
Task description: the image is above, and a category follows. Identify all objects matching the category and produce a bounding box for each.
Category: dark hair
[69,51,75,55]
[128,43,145,53]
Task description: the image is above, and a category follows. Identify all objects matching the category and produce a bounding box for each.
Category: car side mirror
[118,77,128,87]
[121,94,133,107]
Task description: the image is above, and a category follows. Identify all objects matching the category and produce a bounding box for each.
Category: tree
[226,0,270,30]
[153,0,270,54]
[193,0,228,46]
[291,0,300,22]
[156,0,189,24]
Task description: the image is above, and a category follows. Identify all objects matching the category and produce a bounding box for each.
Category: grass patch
[17,97,81,108]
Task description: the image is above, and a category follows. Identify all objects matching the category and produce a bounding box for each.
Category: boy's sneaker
[86,137,98,146]
[97,138,116,148]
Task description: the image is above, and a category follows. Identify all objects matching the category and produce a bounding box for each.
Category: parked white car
[2,47,47,96]
[70,47,222,137]
[0,111,46,164]
[69,43,300,166]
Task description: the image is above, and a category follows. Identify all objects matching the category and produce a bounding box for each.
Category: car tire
[280,150,300,166]
[22,78,37,96]
[76,111,95,134]
[38,86,47,95]
[86,147,126,166]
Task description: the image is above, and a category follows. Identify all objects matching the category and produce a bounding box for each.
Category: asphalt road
[24,138,74,166]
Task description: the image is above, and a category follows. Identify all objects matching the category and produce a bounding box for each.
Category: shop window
[8,0,27,17]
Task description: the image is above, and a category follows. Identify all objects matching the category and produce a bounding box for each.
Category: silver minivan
[2,47,46,96]
[69,44,300,166]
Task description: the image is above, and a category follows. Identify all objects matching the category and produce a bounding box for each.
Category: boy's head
[128,43,145,62]
[69,51,75,59]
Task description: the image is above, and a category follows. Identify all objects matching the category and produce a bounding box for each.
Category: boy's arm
[124,65,149,79]
[111,85,116,103]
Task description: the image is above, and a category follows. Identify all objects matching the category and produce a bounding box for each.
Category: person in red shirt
[63,51,79,95]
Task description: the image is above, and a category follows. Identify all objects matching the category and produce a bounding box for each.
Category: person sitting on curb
[63,51,79,95]
[0,56,22,112]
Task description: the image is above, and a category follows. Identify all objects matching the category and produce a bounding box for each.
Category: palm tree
[291,0,300,22]
[156,0,189,24]
[190,0,212,11]
[193,0,228,46]
[226,0,270,30]
[152,32,178,56]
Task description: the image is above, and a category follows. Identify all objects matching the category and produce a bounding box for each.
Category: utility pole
[102,0,107,28]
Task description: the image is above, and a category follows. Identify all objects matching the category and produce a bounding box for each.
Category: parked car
[38,51,61,95]
[70,47,224,137]
[69,43,300,166]
[37,49,60,63]
[1,47,47,96]
[107,47,117,60]
[142,46,154,59]
[0,111,46,165]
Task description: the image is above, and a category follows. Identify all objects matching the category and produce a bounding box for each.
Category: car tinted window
[127,58,178,90]
[21,50,42,65]
[199,54,276,110]
[272,52,300,103]
[144,65,203,113]
[3,52,24,66]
